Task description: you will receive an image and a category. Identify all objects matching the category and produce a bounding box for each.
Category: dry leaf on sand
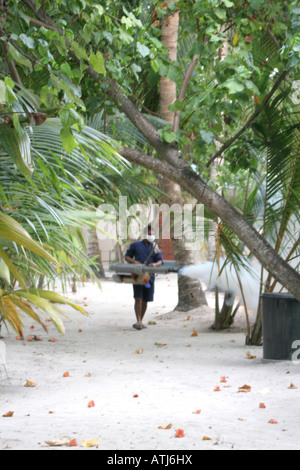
[158,423,172,429]
[24,380,37,388]
[238,384,251,393]
[45,437,73,447]
[82,439,100,448]
[246,351,256,359]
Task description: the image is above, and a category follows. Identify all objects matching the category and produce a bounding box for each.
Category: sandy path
[0,274,300,450]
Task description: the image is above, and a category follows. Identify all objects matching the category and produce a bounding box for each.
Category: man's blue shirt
[125,240,163,281]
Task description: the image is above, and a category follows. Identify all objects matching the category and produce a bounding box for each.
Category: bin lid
[261,292,297,301]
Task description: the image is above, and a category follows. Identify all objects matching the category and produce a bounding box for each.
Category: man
[125,225,163,330]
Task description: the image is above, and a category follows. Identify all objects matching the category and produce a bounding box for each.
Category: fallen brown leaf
[158,423,172,429]
[246,351,256,359]
[82,439,100,448]
[45,437,72,447]
[288,383,298,389]
[2,411,14,418]
[24,380,37,388]
[238,384,251,393]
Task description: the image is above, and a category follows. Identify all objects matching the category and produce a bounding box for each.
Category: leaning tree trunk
[87,226,105,279]
[160,6,207,311]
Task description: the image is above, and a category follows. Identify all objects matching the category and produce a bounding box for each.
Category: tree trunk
[160,7,207,311]
[87,226,105,279]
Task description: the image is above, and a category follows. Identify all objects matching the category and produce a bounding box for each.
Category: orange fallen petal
[2,411,14,418]
[48,338,56,342]
[259,403,266,409]
[268,419,278,424]
[288,383,298,389]
[69,439,78,447]
[191,330,198,337]
[63,371,70,377]
[192,410,201,414]
[175,429,185,438]
[220,376,227,383]
[214,386,221,392]
[30,325,35,329]
[88,400,95,408]
[133,394,139,398]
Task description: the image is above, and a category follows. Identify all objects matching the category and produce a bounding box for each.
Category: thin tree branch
[0,31,24,87]
[206,70,289,168]
[173,54,200,132]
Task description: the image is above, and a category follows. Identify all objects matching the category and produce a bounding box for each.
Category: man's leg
[134,297,143,329]
[140,301,148,328]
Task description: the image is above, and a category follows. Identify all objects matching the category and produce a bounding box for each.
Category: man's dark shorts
[133,281,155,302]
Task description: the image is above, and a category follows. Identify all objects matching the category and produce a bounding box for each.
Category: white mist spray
[179,259,262,312]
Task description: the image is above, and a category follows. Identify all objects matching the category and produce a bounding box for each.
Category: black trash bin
[262,293,300,361]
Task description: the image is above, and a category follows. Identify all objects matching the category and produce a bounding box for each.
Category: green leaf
[0,246,26,288]
[14,291,66,334]
[7,44,32,72]
[137,42,150,58]
[26,289,86,315]
[0,80,6,104]
[222,78,245,94]
[0,212,59,266]
[60,126,79,153]
[90,52,106,75]
[0,125,33,178]
[215,8,226,20]
[5,85,17,105]
[19,33,35,49]
[70,41,88,61]
[200,130,215,144]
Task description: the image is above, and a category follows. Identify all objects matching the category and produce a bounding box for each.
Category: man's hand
[148,261,163,268]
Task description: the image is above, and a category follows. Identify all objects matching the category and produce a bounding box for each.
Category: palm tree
[158,3,208,311]
[0,81,128,337]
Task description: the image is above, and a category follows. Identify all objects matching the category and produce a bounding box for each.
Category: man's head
[143,224,156,243]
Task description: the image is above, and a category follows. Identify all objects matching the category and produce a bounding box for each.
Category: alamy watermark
[97,196,205,251]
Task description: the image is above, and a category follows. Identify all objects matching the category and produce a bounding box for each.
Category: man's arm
[125,255,142,265]
[148,260,163,268]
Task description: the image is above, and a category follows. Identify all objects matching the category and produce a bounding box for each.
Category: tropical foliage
[0,0,299,345]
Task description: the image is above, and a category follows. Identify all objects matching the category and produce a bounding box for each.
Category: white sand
[1,273,300,451]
